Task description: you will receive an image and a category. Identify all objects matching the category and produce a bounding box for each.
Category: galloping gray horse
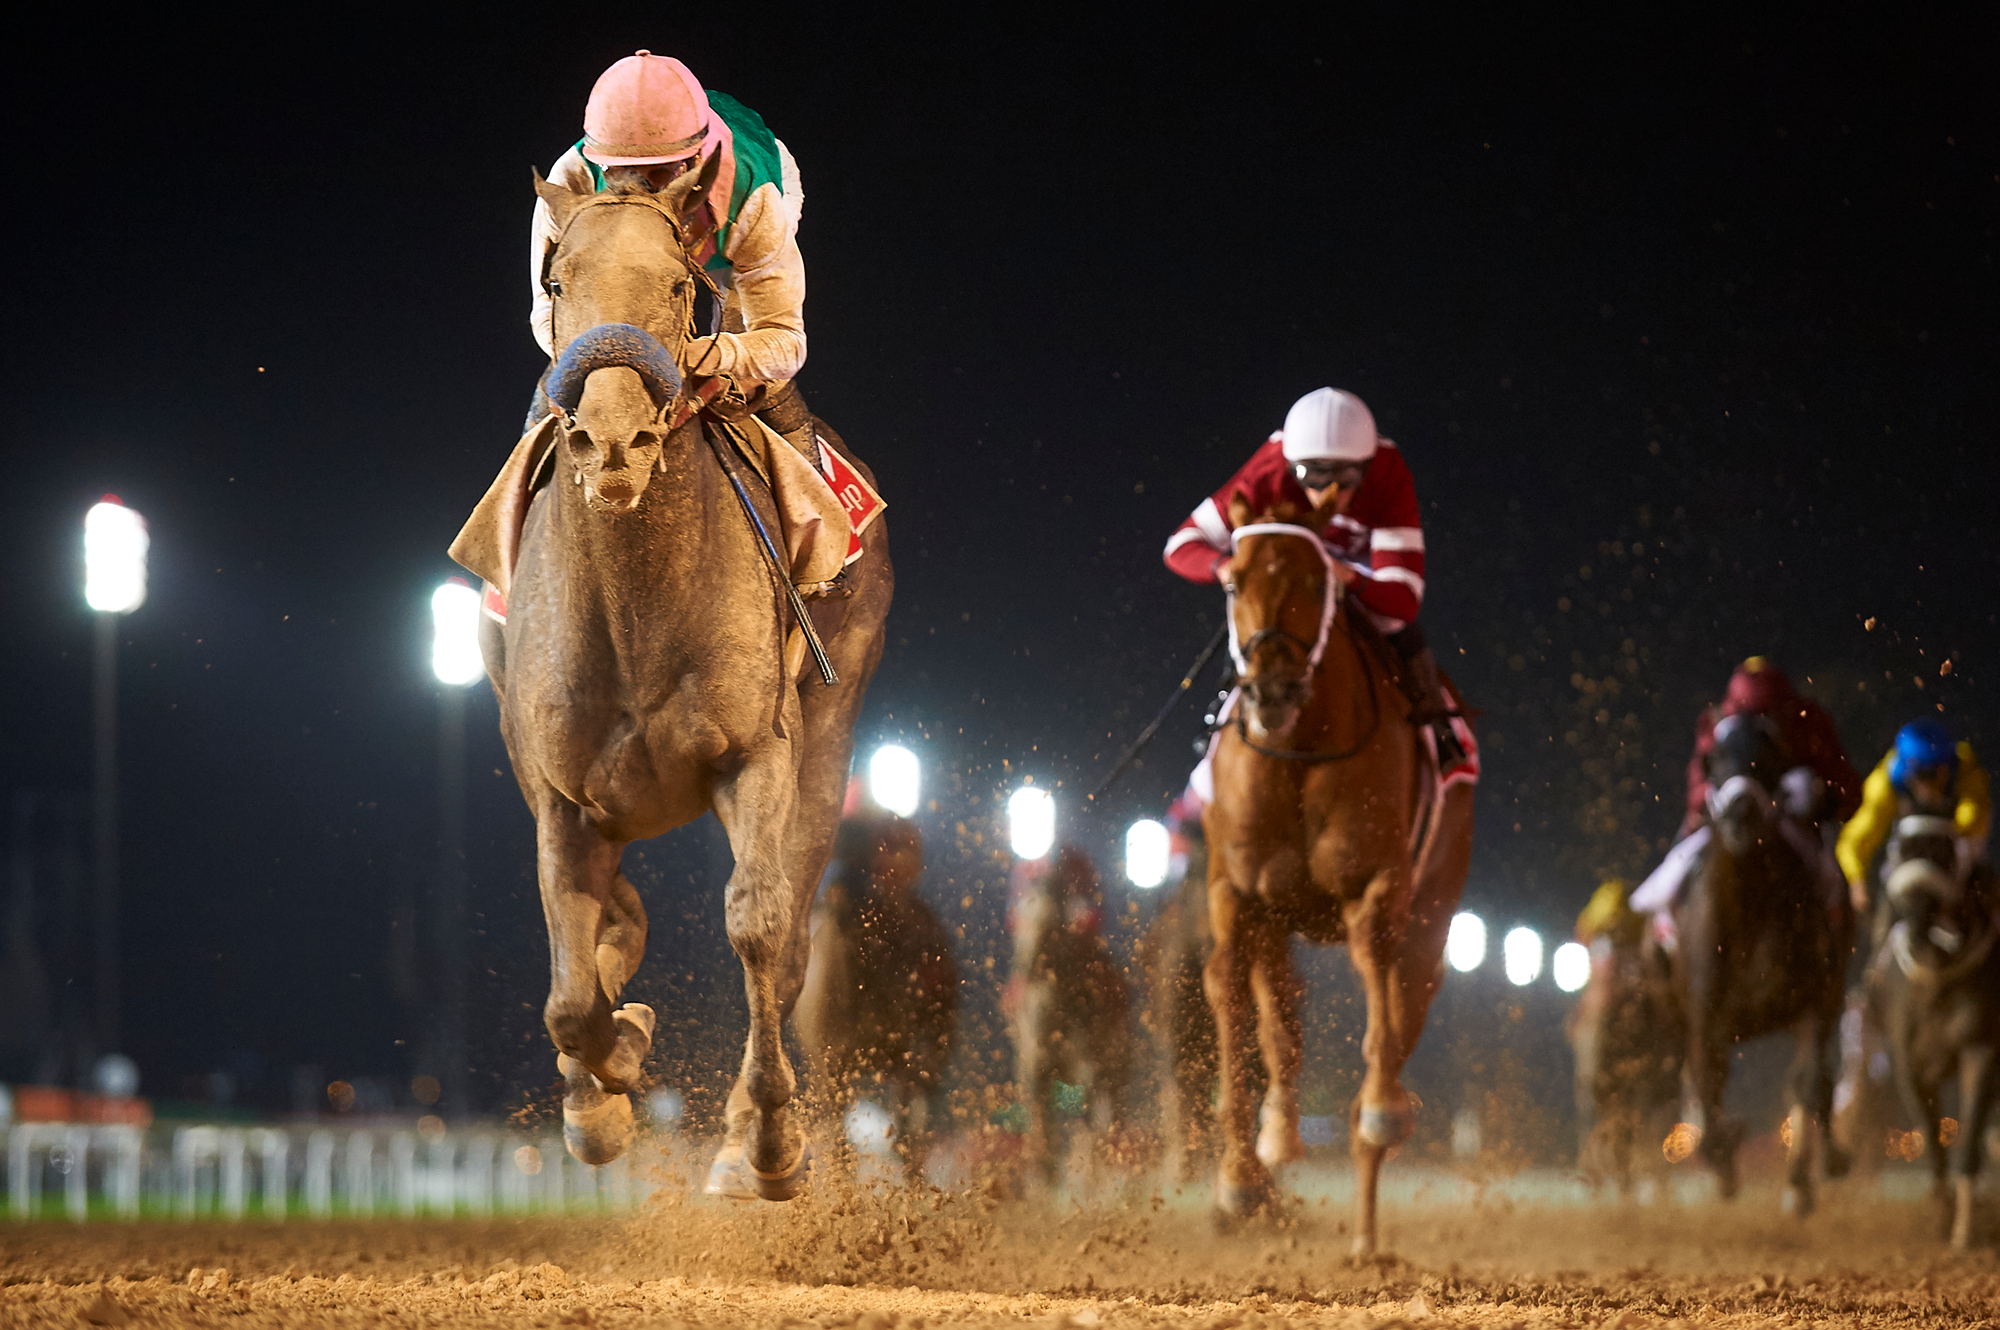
[471,164,891,1198]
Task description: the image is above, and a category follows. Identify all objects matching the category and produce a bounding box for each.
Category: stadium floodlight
[1552,940,1591,993]
[1503,926,1544,986]
[1125,819,1170,889]
[869,745,921,817]
[1007,785,1055,860]
[84,497,149,614]
[430,580,484,686]
[1445,912,1487,973]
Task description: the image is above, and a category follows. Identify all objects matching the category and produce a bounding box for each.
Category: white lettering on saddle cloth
[816,434,885,565]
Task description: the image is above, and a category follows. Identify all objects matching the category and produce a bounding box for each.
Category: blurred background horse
[1567,880,1682,1194]
[1137,812,1217,1184]
[797,813,958,1185]
[1674,713,1852,1216]
[1008,844,1133,1187]
[1874,812,2000,1246]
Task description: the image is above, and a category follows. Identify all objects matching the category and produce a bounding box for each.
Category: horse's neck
[1301,605,1405,747]
[545,425,724,605]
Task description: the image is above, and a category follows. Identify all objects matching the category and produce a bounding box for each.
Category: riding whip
[1083,622,1229,808]
[704,423,840,687]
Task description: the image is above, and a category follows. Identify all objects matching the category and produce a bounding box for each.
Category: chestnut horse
[1203,496,1473,1254]
[471,166,890,1198]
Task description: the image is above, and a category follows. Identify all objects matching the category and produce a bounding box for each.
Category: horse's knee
[724,881,794,968]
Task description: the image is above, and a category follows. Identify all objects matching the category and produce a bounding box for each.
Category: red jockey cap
[581,51,713,166]
[1722,655,1795,716]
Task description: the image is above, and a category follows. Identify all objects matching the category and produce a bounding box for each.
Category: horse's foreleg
[1343,866,1413,1258]
[1345,867,1417,1145]
[1250,939,1305,1169]
[1205,887,1272,1216]
[1781,1012,1826,1218]
[710,741,810,1200]
[535,794,653,1165]
[1953,1044,1994,1249]
[1681,932,1741,1198]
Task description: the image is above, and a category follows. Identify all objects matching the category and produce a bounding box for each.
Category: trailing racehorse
[464,164,891,1198]
[796,814,958,1185]
[1874,814,2000,1247]
[1567,886,1683,1194]
[1010,844,1134,1187]
[1674,714,1852,1215]
[1202,496,1473,1255]
[1137,831,1217,1184]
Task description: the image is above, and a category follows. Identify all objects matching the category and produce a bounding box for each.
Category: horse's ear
[532,168,593,231]
[660,147,720,218]
[1225,489,1253,531]
[1305,490,1343,529]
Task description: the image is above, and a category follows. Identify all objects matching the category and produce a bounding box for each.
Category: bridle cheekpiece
[1225,522,1341,676]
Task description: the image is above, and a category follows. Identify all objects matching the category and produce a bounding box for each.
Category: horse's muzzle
[1241,674,1306,739]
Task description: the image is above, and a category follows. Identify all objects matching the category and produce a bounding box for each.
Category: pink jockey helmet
[581,51,714,166]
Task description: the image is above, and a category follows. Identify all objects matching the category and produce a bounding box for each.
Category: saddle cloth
[449,413,882,626]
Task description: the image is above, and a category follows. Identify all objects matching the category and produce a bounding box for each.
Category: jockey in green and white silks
[529,51,806,392]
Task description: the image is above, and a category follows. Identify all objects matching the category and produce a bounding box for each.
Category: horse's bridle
[542,187,729,416]
[1223,522,1381,763]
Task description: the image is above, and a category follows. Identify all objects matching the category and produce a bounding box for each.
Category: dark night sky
[2,11,1993,1114]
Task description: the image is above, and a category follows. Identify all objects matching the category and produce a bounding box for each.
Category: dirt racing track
[5,1162,1997,1329]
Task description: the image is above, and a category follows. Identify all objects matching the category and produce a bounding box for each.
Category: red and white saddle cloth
[459,419,884,627]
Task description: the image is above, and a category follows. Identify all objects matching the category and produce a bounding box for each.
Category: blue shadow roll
[543,323,684,418]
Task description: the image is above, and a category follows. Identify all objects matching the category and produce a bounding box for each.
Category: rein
[1225,523,1383,765]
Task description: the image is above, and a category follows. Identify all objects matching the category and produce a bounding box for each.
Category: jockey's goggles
[1292,458,1369,493]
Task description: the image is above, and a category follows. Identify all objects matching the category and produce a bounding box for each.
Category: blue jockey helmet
[1890,719,1958,792]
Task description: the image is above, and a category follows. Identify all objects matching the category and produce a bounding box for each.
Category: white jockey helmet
[1279,388,1378,463]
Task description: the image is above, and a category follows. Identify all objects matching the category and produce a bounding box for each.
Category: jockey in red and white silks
[1164,387,1467,771]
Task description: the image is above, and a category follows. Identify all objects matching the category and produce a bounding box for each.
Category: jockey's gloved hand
[683,334,728,379]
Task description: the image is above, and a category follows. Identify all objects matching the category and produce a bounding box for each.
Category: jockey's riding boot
[756,381,823,470]
[1400,645,1467,770]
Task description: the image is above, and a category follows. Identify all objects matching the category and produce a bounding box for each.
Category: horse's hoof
[704,1141,815,1202]
[579,1003,655,1095]
[1256,1104,1307,1168]
[615,1002,657,1041]
[558,1055,635,1166]
[1781,1184,1814,1220]
[1357,1101,1416,1149]
[1215,1172,1277,1221]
